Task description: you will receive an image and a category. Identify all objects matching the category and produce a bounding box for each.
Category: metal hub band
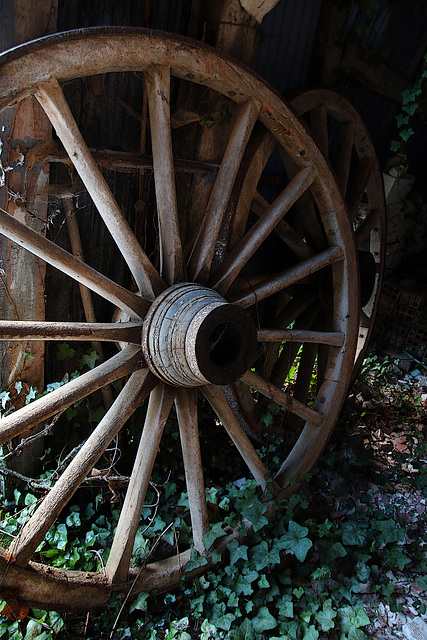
[142,283,257,387]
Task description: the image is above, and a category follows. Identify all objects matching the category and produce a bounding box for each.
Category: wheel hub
[142,283,257,387]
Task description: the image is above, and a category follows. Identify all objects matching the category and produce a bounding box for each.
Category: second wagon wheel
[0,28,358,611]
[289,88,386,381]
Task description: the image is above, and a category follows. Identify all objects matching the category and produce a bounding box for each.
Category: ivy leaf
[401,88,420,105]
[80,349,99,370]
[402,103,419,116]
[339,605,370,632]
[0,391,10,409]
[277,620,299,639]
[415,575,427,590]
[293,587,304,599]
[57,343,75,361]
[249,540,280,570]
[372,519,404,545]
[185,549,208,573]
[235,570,259,596]
[24,622,51,640]
[228,539,248,564]
[129,592,149,614]
[14,381,22,395]
[177,492,189,509]
[395,113,409,127]
[203,522,226,550]
[261,412,273,427]
[25,619,43,639]
[278,521,313,561]
[317,519,333,538]
[390,140,402,152]
[341,521,367,546]
[311,565,331,581]
[301,624,319,640]
[228,619,256,640]
[318,540,347,563]
[65,511,81,528]
[383,545,411,570]
[400,127,415,142]
[315,599,337,632]
[347,628,369,640]
[46,381,64,393]
[241,499,268,532]
[211,604,236,631]
[275,595,293,618]
[258,574,270,589]
[25,386,38,405]
[51,524,68,551]
[245,601,254,614]
[355,560,370,583]
[381,580,395,597]
[251,606,277,633]
[227,591,240,608]
[48,611,65,634]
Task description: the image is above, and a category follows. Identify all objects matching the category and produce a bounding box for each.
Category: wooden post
[0,0,57,476]
[309,0,351,86]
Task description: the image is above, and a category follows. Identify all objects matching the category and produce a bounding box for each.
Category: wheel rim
[289,88,386,381]
[0,28,359,611]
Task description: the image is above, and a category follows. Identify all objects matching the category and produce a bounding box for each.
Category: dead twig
[109,522,175,640]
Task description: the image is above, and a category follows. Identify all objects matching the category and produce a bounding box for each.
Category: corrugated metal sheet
[345,0,427,174]
[254,0,323,93]
[253,0,427,180]
[346,0,427,78]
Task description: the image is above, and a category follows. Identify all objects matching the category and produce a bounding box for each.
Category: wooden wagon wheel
[0,28,358,611]
[289,88,386,381]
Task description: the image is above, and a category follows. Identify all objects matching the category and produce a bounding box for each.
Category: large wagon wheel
[289,88,386,380]
[0,28,358,611]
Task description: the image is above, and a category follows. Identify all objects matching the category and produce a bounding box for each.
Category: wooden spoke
[230,245,344,308]
[295,190,328,253]
[0,345,141,444]
[241,370,323,426]
[335,119,356,195]
[0,320,141,344]
[309,104,328,156]
[175,388,209,554]
[227,128,277,252]
[258,328,344,347]
[188,100,260,283]
[35,79,164,300]
[347,157,374,221]
[202,386,270,490]
[146,66,184,284]
[0,208,147,320]
[10,370,153,567]
[210,166,315,294]
[106,384,176,584]
[251,191,314,260]
[276,148,327,253]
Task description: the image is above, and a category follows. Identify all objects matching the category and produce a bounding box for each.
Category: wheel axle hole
[209,323,241,367]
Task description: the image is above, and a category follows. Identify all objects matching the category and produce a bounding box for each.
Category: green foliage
[391,52,427,154]
[1,349,425,639]
[277,520,313,561]
[0,610,65,640]
[56,343,75,361]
